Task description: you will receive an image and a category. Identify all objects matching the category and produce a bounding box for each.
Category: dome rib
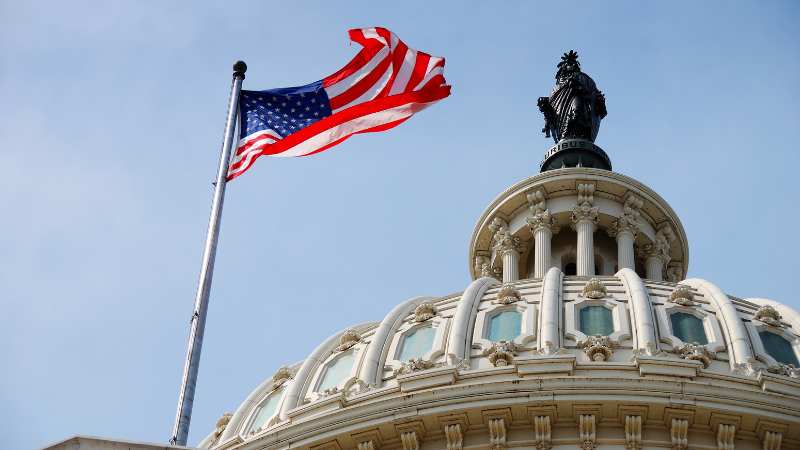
[448,277,498,361]
[617,268,658,355]
[360,296,435,387]
[685,278,755,372]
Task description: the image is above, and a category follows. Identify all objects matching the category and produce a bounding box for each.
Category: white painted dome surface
[201,169,800,450]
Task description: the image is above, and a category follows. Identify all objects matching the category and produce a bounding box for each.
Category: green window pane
[670,312,708,345]
[579,306,614,336]
[317,351,354,392]
[247,386,284,434]
[398,326,436,361]
[759,331,799,366]
[488,310,522,342]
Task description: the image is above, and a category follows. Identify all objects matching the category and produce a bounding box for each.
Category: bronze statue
[538,51,607,143]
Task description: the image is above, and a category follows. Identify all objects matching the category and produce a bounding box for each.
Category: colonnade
[489,185,674,281]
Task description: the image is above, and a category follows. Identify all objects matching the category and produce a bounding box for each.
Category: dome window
[397,326,436,361]
[317,351,354,392]
[579,305,613,336]
[246,386,284,435]
[488,310,522,342]
[670,312,708,345]
[759,331,799,367]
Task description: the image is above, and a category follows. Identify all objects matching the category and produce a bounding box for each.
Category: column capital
[639,223,675,265]
[489,217,521,255]
[571,182,599,226]
[527,209,558,233]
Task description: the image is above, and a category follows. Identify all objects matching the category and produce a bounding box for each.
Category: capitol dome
[198,57,800,450]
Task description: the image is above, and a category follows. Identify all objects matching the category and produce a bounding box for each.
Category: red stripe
[235,132,280,155]
[226,85,451,179]
[378,40,408,98]
[328,52,392,110]
[403,52,431,94]
[418,74,446,92]
[322,30,384,88]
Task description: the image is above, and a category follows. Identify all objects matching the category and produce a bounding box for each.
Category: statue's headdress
[556,50,580,79]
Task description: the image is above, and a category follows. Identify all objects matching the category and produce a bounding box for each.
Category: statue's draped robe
[548,71,604,142]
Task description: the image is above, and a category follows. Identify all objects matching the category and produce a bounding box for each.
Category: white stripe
[273,100,438,158]
[324,47,389,98]
[412,64,444,91]
[332,63,393,113]
[237,129,282,147]
[361,28,387,46]
[231,135,279,167]
[388,48,416,95]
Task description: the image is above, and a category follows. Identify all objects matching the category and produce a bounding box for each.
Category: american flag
[227,27,451,180]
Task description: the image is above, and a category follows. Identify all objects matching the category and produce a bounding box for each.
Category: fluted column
[489,217,521,283]
[527,189,558,279]
[610,193,642,271]
[641,223,675,281]
[572,183,599,277]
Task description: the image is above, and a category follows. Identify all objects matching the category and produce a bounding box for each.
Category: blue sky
[1,1,798,449]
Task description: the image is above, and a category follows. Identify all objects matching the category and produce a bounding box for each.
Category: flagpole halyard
[170,60,247,446]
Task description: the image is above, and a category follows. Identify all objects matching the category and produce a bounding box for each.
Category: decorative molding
[352,430,382,450]
[475,255,493,278]
[578,414,597,450]
[443,423,463,450]
[668,285,695,306]
[393,358,442,376]
[528,189,547,215]
[571,183,599,225]
[624,415,642,450]
[483,341,520,367]
[670,418,689,450]
[494,284,521,304]
[210,412,232,446]
[609,192,643,238]
[672,343,715,368]
[487,417,507,450]
[271,366,294,387]
[642,223,676,265]
[666,264,683,283]
[766,363,800,378]
[754,305,783,328]
[311,441,342,450]
[581,278,607,299]
[716,423,735,450]
[533,415,552,450]
[399,431,419,450]
[577,335,616,361]
[489,217,521,256]
[412,302,437,322]
[762,430,783,450]
[334,329,361,352]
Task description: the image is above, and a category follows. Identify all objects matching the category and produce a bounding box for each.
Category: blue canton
[239,81,332,140]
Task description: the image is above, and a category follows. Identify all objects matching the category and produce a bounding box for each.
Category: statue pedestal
[540,139,612,172]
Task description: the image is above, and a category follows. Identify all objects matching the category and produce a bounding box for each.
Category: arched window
[488,310,522,341]
[759,331,799,366]
[246,386,284,434]
[670,312,708,345]
[397,326,435,361]
[317,351,354,392]
[579,305,613,336]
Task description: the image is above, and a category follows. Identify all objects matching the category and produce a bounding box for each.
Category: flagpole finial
[233,60,247,78]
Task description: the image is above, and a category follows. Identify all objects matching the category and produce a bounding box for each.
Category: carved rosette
[668,285,695,307]
[754,305,783,327]
[484,341,519,367]
[494,284,521,305]
[394,358,441,376]
[582,278,607,299]
[413,302,437,322]
[672,343,714,368]
[335,328,361,352]
[577,335,616,361]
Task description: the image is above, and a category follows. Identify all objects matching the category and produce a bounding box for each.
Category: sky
[1,1,799,449]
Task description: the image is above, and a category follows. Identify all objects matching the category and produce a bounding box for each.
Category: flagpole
[170,60,247,446]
